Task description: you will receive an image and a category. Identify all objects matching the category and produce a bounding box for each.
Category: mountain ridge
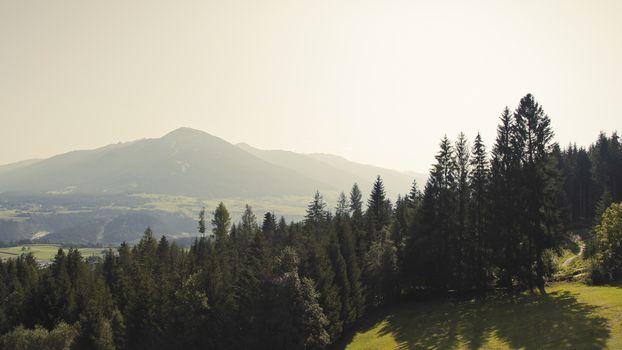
[0,128,425,198]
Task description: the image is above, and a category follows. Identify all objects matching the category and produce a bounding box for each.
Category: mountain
[236,143,425,197]
[236,143,367,194]
[308,153,427,196]
[0,159,41,175]
[0,128,327,197]
[0,128,425,198]
[0,128,428,243]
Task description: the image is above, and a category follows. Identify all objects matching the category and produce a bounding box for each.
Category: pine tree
[236,205,259,253]
[306,191,328,227]
[336,192,350,217]
[232,231,270,348]
[240,205,259,238]
[334,215,365,320]
[74,275,116,350]
[455,132,471,288]
[134,227,158,269]
[367,176,391,233]
[391,195,408,250]
[209,202,236,346]
[469,133,489,290]
[198,206,207,236]
[276,216,290,247]
[125,254,159,349]
[489,107,520,291]
[407,180,420,207]
[590,132,622,203]
[260,247,330,350]
[513,93,561,293]
[212,202,231,250]
[363,230,398,305]
[349,183,363,219]
[327,231,354,327]
[303,242,342,342]
[417,136,458,291]
[156,235,171,267]
[297,277,331,350]
[349,183,366,266]
[262,212,277,235]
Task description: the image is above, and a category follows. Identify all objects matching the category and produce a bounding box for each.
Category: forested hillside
[1,94,621,349]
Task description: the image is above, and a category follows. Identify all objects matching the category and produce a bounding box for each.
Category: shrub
[592,202,622,283]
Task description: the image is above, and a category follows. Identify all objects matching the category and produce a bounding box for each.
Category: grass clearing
[0,244,107,261]
[344,283,622,349]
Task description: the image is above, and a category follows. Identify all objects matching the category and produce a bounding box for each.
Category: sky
[0,0,620,173]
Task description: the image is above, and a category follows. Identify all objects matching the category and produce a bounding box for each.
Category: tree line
[0,93,620,349]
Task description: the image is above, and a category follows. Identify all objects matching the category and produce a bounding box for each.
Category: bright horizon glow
[1,0,620,173]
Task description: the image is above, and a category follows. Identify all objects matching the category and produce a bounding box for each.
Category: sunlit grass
[345,283,622,350]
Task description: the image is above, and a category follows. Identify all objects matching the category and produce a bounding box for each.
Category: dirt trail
[562,238,585,267]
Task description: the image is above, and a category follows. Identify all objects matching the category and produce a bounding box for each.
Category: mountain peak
[162,127,214,140]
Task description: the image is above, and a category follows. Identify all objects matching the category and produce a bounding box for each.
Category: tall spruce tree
[455,132,471,288]
[421,136,459,290]
[334,215,365,320]
[336,192,350,217]
[469,133,490,290]
[303,241,342,342]
[262,212,277,235]
[366,176,391,234]
[407,180,420,207]
[306,191,328,229]
[489,107,520,291]
[212,202,231,250]
[513,93,561,293]
[349,183,366,266]
[198,206,207,236]
[349,183,363,219]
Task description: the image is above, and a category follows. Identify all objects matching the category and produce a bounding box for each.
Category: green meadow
[0,244,107,261]
[344,283,622,350]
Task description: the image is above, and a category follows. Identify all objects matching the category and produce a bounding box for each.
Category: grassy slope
[0,244,107,261]
[345,283,622,349]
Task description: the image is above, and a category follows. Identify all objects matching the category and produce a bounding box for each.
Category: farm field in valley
[0,244,108,261]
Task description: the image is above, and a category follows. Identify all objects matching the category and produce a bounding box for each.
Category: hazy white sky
[0,0,620,172]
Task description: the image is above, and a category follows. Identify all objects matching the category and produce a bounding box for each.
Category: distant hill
[307,153,427,197]
[0,128,326,197]
[237,143,425,198]
[0,128,425,198]
[0,159,41,175]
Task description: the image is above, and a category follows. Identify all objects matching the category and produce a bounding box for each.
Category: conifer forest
[1,94,621,349]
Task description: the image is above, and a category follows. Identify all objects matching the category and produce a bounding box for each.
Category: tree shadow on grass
[371,290,610,350]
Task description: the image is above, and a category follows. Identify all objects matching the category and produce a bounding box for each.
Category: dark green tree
[306,191,328,227]
[198,206,207,236]
[212,202,231,249]
[513,93,562,293]
[455,132,471,288]
[366,176,391,233]
[489,107,520,291]
[336,192,350,217]
[469,132,490,290]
